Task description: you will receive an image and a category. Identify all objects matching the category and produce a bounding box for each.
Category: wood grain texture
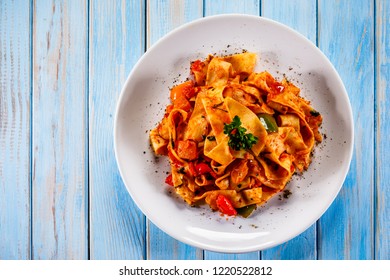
[146,0,203,49]
[202,0,260,260]
[262,0,317,43]
[375,0,390,260]
[1,0,387,261]
[89,0,146,259]
[0,0,31,260]
[317,0,374,259]
[146,0,203,260]
[204,0,260,16]
[261,0,317,260]
[32,0,88,259]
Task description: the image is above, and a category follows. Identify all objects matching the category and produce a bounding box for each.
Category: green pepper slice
[258,113,278,133]
[236,204,257,218]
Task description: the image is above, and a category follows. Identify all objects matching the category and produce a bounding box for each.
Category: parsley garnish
[223,116,258,151]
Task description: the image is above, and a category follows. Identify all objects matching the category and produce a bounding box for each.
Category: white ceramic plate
[114,14,353,253]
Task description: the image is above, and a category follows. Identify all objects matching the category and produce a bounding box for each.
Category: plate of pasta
[114,14,353,253]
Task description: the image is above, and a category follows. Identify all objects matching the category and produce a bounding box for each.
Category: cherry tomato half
[216,194,237,216]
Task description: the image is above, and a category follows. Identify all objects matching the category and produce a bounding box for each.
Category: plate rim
[113,14,354,253]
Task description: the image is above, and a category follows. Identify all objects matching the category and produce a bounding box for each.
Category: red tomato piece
[188,161,197,177]
[195,162,213,175]
[169,81,195,111]
[165,174,174,186]
[176,140,198,161]
[269,80,284,93]
[168,150,183,167]
[190,60,204,73]
[216,194,237,216]
[194,162,217,178]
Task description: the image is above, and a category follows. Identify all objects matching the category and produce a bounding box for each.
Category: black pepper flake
[283,189,292,199]
[178,167,186,174]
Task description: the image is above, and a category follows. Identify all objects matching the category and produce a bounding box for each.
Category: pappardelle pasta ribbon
[150,52,322,217]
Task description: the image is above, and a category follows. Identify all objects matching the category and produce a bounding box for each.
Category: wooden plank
[204,0,260,16]
[32,0,88,259]
[0,0,31,260]
[375,0,390,260]
[262,0,317,43]
[89,0,146,259]
[317,0,374,259]
[202,0,260,261]
[146,0,203,48]
[261,0,317,260]
[146,0,203,260]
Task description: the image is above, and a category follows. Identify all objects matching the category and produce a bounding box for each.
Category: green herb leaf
[223,116,258,151]
[257,113,278,133]
[237,204,257,218]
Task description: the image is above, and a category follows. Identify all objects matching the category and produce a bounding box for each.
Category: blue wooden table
[1,0,389,260]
